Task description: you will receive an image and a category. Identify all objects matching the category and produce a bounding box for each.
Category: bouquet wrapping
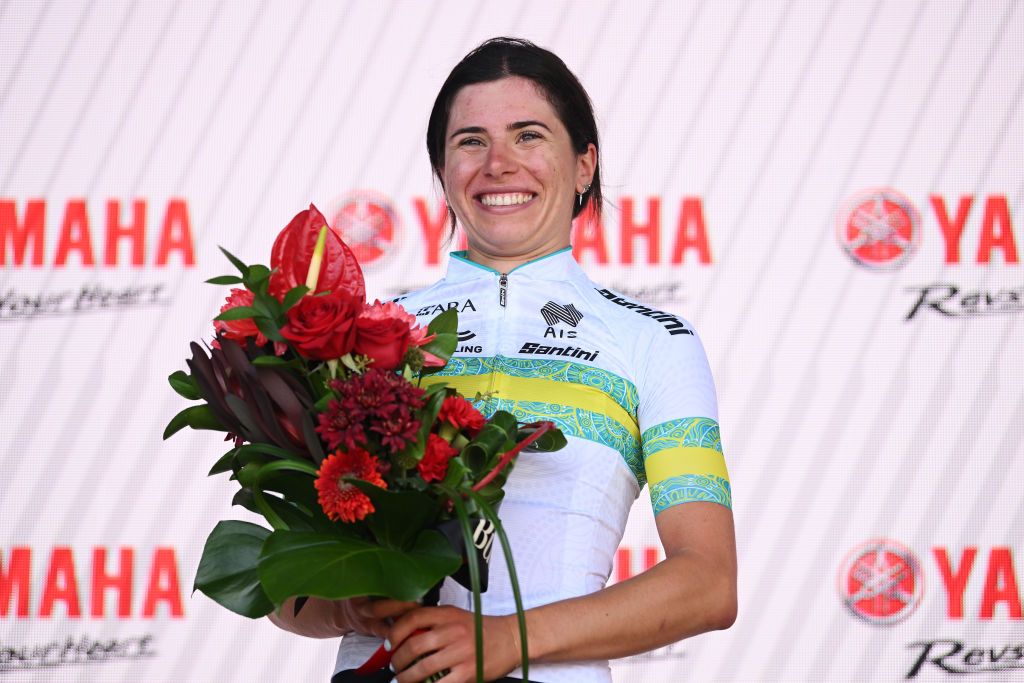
[164,205,565,681]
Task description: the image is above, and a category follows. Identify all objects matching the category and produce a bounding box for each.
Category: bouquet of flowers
[164,205,564,681]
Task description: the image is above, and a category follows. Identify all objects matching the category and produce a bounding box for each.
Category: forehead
[446,76,563,133]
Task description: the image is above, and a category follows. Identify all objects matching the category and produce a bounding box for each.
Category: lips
[477,192,536,207]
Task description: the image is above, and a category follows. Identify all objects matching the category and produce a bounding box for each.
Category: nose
[484,141,517,177]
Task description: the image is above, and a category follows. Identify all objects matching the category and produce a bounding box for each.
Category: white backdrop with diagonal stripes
[2,1,1023,681]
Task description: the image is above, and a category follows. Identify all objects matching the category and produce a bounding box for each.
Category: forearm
[523,549,737,663]
[267,597,348,639]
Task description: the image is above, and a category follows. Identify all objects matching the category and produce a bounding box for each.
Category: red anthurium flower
[269,204,366,301]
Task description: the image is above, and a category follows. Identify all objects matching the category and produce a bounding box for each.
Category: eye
[518,130,543,143]
[456,137,484,147]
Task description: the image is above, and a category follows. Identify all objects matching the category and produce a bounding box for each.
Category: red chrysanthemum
[417,433,458,483]
[315,367,425,454]
[438,395,486,434]
[315,448,386,523]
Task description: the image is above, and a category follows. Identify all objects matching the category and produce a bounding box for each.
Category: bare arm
[267,596,417,641]
[388,500,737,681]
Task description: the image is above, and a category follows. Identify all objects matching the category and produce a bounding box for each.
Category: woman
[271,37,737,683]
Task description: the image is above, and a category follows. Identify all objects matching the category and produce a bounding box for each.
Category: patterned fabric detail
[641,417,722,456]
[650,474,732,514]
[470,395,644,483]
[437,357,639,418]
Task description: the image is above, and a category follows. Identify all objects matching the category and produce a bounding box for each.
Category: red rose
[269,204,366,301]
[418,433,458,483]
[353,300,415,370]
[438,395,485,434]
[281,289,360,360]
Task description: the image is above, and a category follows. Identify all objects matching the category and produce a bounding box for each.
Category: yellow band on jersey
[643,445,729,486]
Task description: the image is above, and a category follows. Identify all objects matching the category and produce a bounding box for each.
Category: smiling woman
[269,37,736,683]
[437,76,595,271]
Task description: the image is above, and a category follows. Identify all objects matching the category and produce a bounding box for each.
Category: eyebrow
[448,120,553,140]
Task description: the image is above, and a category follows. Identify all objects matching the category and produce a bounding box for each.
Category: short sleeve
[636,320,731,515]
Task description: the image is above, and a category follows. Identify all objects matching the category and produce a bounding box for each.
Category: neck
[465,241,571,273]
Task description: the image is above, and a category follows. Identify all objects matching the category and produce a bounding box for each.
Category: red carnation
[438,395,485,434]
[281,288,360,361]
[315,448,386,523]
[418,433,458,483]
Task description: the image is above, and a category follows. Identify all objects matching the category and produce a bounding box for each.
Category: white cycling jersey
[335,247,729,683]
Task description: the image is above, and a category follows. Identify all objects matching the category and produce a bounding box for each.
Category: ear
[575,143,597,193]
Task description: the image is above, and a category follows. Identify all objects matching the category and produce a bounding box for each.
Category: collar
[444,247,583,283]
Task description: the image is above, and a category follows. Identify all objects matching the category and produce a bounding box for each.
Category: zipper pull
[499,273,508,307]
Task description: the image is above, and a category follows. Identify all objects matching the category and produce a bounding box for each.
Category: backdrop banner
[2,1,1022,681]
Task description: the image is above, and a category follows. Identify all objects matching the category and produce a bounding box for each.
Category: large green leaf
[349,481,440,551]
[194,520,274,618]
[258,529,460,604]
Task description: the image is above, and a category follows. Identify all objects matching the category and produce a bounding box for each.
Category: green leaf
[461,411,517,475]
[245,264,272,286]
[194,520,274,618]
[282,285,310,311]
[253,316,284,343]
[520,424,568,453]
[219,246,250,276]
[168,370,201,400]
[235,442,307,462]
[205,274,244,285]
[441,456,471,489]
[251,355,292,367]
[257,529,460,604]
[427,307,458,336]
[214,306,262,322]
[163,405,225,440]
[209,448,238,476]
[348,482,440,551]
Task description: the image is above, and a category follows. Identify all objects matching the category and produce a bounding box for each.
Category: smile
[477,192,536,207]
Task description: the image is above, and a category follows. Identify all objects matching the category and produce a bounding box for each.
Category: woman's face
[442,76,596,266]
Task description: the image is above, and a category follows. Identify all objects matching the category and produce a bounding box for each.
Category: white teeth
[480,193,534,207]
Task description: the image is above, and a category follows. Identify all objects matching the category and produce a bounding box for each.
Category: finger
[390,625,459,674]
[389,605,458,651]
[394,648,460,683]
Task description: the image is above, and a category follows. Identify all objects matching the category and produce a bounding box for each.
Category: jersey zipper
[498,273,508,307]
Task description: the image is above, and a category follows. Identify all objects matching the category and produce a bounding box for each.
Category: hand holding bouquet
[164,205,564,681]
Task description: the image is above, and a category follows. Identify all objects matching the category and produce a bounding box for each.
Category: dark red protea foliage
[315,367,425,455]
[269,204,365,301]
[187,337,320,460]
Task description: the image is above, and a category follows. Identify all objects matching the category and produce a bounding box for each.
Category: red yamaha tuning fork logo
[837,189,921,269]
[329,192,398,266]
[838,539,924,625]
